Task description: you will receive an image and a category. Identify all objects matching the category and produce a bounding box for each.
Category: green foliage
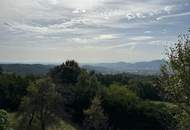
[83,96,108,130]
[136,101,190,130]
[96,73,160,100]
[158,30,190,130]
[7,113,81,130]
[128,79,160,100]
[0,66,2,75]
[101,84,185,130]
[62,71,101,123]
[0,74,35,111]
[102,84,139,129]
[1,58,190,130]
[0,109,10,130]
[171,105,190,130]
[19,78,61,130]
[49,60,81,85]
[95,73,131,86]
[103,84,138,109]
[47,120,80,130]
[159,31,190,106]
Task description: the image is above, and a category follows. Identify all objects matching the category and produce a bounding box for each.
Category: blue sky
[0,0,190,63]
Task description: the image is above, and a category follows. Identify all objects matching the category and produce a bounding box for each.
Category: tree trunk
[28,112,34,126]
[41,120,45,130]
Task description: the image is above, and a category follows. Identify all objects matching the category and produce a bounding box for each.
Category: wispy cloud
[94,34,119,40]
[156,12,190,20]
[129,36,154,41]
[0,0,190,62]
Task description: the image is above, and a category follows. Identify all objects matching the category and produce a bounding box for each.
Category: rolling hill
[0,60,165,75]
[83,60,165,75]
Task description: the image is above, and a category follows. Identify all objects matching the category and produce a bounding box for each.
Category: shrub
[0,109,10,130]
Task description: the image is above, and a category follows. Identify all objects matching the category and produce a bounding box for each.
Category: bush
[102,84,139,129]
[101,84,187,130]
[0,74,35,111]
[0,109,10,130]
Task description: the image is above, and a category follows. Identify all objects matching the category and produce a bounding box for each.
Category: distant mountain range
[0,60,165,75]
[82,60,165,75]
[0,64,54,75]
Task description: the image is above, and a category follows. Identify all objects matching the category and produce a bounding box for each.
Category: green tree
[0,66,2,75]
[159,31,190,129]
[0,74,32,111]
[63,71,101,123]
[160,31,190,105]
[49,60,81,85]
[102,84,186,130]
[19,78,61,130]
[102,84,139,130]
[0,109,10,130]
[83,96,108,130]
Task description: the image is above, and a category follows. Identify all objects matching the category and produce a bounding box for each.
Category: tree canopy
[19,78,61,130]
[0,66,2,75]
[160,31,190,106]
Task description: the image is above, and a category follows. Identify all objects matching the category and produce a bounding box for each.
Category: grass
[48,121,81,130]
[8,113,81,130]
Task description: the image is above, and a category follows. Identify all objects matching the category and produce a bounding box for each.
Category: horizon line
[0,59,165,65]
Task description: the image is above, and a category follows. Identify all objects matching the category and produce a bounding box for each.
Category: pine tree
[83,96,108,130]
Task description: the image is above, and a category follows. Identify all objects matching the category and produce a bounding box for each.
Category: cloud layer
[0,0,190,63]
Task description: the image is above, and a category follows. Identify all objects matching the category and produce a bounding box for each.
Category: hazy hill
[83,60,165,75]
[82,65,117,74]
[0,60,165,75]
[0,64,54,75]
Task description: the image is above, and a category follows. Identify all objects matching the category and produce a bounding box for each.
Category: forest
[0,31,190,130]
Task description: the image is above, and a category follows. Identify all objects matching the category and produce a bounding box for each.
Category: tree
[83,95,108,130]
[102,84,186,130]
[128,79,160,100]
[159,31,190,129]
[62,71,101,123]
[160,31,190,104]
[19,78,61,130]
[49,60,81,85]
[0,66,2,75]
[102,84,139,130]
[0,74,32,111]
[0,109,10,130]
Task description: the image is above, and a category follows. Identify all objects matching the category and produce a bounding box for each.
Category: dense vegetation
[1,31,190,130]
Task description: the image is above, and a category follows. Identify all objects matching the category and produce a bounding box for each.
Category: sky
[0,0,190,63]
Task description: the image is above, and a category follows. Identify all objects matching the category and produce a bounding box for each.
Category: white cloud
[156,12,190,20]
[129,36,154,41]
[4,22,77,34]
[54,0,105,9]
[0,0,189,62]
[94,34,119,40]
[164,5,175,13]
[70,34,119,44]
[144,31,152,34]
[108,42,137,49]
[72,9,87,14]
